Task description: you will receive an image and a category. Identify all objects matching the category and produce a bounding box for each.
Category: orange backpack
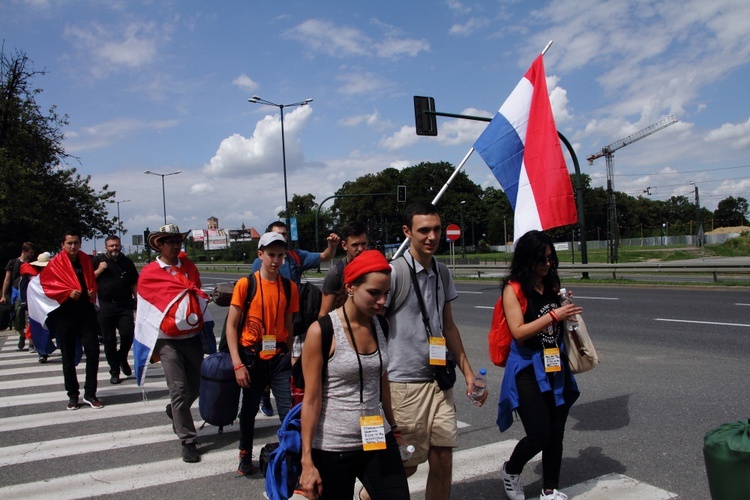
[488,281,527,367]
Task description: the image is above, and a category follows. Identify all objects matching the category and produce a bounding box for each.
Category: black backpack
[286,251,323,337]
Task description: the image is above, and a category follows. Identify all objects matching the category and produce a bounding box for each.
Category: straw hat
[31,252,52,267]
[147,224,190,251]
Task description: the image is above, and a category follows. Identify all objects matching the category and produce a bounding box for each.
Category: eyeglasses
[536,255,555,265]
[161,239,183,246]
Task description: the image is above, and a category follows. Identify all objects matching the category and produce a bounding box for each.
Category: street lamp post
[248,96,313,230]
[112,199,131,238]
[144,170,181,225]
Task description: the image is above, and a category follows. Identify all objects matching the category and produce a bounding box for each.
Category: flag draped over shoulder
[26,252,97,357]
[133,259,212,387]
[474,54,577,242]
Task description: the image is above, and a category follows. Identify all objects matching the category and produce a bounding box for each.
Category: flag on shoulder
[473,54,577,242]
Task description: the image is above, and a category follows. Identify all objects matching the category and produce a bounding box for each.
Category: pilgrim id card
[429,337,447,366]
[360,415,386,451]
[543,347,562,373]
[261,335,277,356]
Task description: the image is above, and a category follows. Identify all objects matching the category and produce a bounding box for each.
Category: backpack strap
[388,256,411,315]
[317,314,334,379]
[388,255,451,316]
[279,275,292,311]
[218,272,256,353]
[374,314,389,340]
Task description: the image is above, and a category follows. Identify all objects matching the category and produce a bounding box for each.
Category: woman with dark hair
[299,250,409,500]
[497,230,583,500]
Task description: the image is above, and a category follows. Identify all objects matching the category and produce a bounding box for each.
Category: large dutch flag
[474,54,577,242]
[133,260,213,387]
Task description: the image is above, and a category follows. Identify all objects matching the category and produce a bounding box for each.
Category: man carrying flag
[28,228,103,410]
[134,224,213,463]
[473,52,577,241]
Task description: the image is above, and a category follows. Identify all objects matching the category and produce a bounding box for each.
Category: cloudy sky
[3,0,749,251]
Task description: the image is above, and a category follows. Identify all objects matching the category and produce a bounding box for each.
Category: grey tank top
[313,310,391,452]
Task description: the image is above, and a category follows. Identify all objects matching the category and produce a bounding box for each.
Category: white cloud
[66,118,179,153]
[449,18,488,36]
[283,18,428,60]
[338,111,391,129]
[232,74,259,92]
[705,118,750,149]
[203,105,313,177]
[64,21,160,78]
[380,126,420,150]
[337,72,394,95]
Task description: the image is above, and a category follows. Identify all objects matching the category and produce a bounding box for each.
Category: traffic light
[413,96,438,136]
[397,185,406,203]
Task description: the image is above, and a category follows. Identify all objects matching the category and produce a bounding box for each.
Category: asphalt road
[1,274,748,499]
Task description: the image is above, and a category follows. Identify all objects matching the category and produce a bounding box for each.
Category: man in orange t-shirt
[225,231,299,476]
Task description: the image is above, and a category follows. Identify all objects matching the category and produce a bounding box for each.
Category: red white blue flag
[473,54,577,242]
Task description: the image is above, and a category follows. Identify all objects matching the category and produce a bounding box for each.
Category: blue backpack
[265,402,303,500]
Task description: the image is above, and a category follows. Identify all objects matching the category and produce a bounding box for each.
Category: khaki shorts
[390,380,458,467]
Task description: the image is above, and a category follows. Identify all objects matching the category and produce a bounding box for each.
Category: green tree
[713,196,749,227]
[0,48,116,262]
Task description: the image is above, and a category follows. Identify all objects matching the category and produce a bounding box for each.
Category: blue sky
[3,0,749,251]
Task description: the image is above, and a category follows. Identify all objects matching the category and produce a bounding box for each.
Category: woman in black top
[499,230,582,500]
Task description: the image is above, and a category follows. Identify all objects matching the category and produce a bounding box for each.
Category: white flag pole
[391,41,553,261]
[391,147,475,260]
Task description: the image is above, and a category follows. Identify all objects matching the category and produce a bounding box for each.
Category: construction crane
[587,115,678,263]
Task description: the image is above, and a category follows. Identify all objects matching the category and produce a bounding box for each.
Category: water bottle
[469,368,487,405]
[558,288,578,332]
[399,444,415,461]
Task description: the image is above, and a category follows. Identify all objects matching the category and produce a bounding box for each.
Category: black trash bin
[704,419,750,500]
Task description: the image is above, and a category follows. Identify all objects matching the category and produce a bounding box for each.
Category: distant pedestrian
[134,224,210,463]
[94,235,139,384]
[2,242,36,349]
[497,230,582,500]
[18,252,51,361]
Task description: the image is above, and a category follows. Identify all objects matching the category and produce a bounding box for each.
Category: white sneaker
[540,489,568,500]
[502,461,525,500]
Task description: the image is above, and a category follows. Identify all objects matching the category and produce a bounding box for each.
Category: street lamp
[248,95,313,230]
[460,200,466,259]
[111,199,131,238]
[144,170,181,225]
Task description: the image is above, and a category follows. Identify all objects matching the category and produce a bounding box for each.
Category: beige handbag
[564,314,598,374]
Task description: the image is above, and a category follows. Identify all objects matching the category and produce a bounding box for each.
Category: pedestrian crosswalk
[0,331,679,499]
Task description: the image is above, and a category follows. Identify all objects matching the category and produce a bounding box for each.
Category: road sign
[446,223,461,241]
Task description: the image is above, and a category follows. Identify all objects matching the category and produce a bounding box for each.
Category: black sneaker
[121,360,132,377]
[67,397,80,410]
[17,335,25,350]
[260,393,274,417]
[238,450,255,475]
[110,375,121,384]
[182,442,201,463]
[82,395,104,409]
[38,355,48,364]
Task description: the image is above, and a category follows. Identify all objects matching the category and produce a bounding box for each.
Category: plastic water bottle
[399,444,415,461]
[469,368,487,405]
[558,288,578,332]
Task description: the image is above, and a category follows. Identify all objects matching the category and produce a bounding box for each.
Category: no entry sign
[446,224,461,241]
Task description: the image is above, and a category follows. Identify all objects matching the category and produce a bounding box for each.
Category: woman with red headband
[299,250,409,500]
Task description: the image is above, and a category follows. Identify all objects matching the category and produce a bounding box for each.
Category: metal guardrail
[449,262,750,282]
[190,262,750,283]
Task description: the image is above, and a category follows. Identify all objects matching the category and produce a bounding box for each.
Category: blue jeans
[239,350,292,451]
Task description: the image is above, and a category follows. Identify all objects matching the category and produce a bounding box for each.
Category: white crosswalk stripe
[0,332,679,499]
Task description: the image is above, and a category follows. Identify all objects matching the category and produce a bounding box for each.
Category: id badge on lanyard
[429,337,446,366]
[261,333,276,356]
[360,414,387,451]
[543,347,562,373]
